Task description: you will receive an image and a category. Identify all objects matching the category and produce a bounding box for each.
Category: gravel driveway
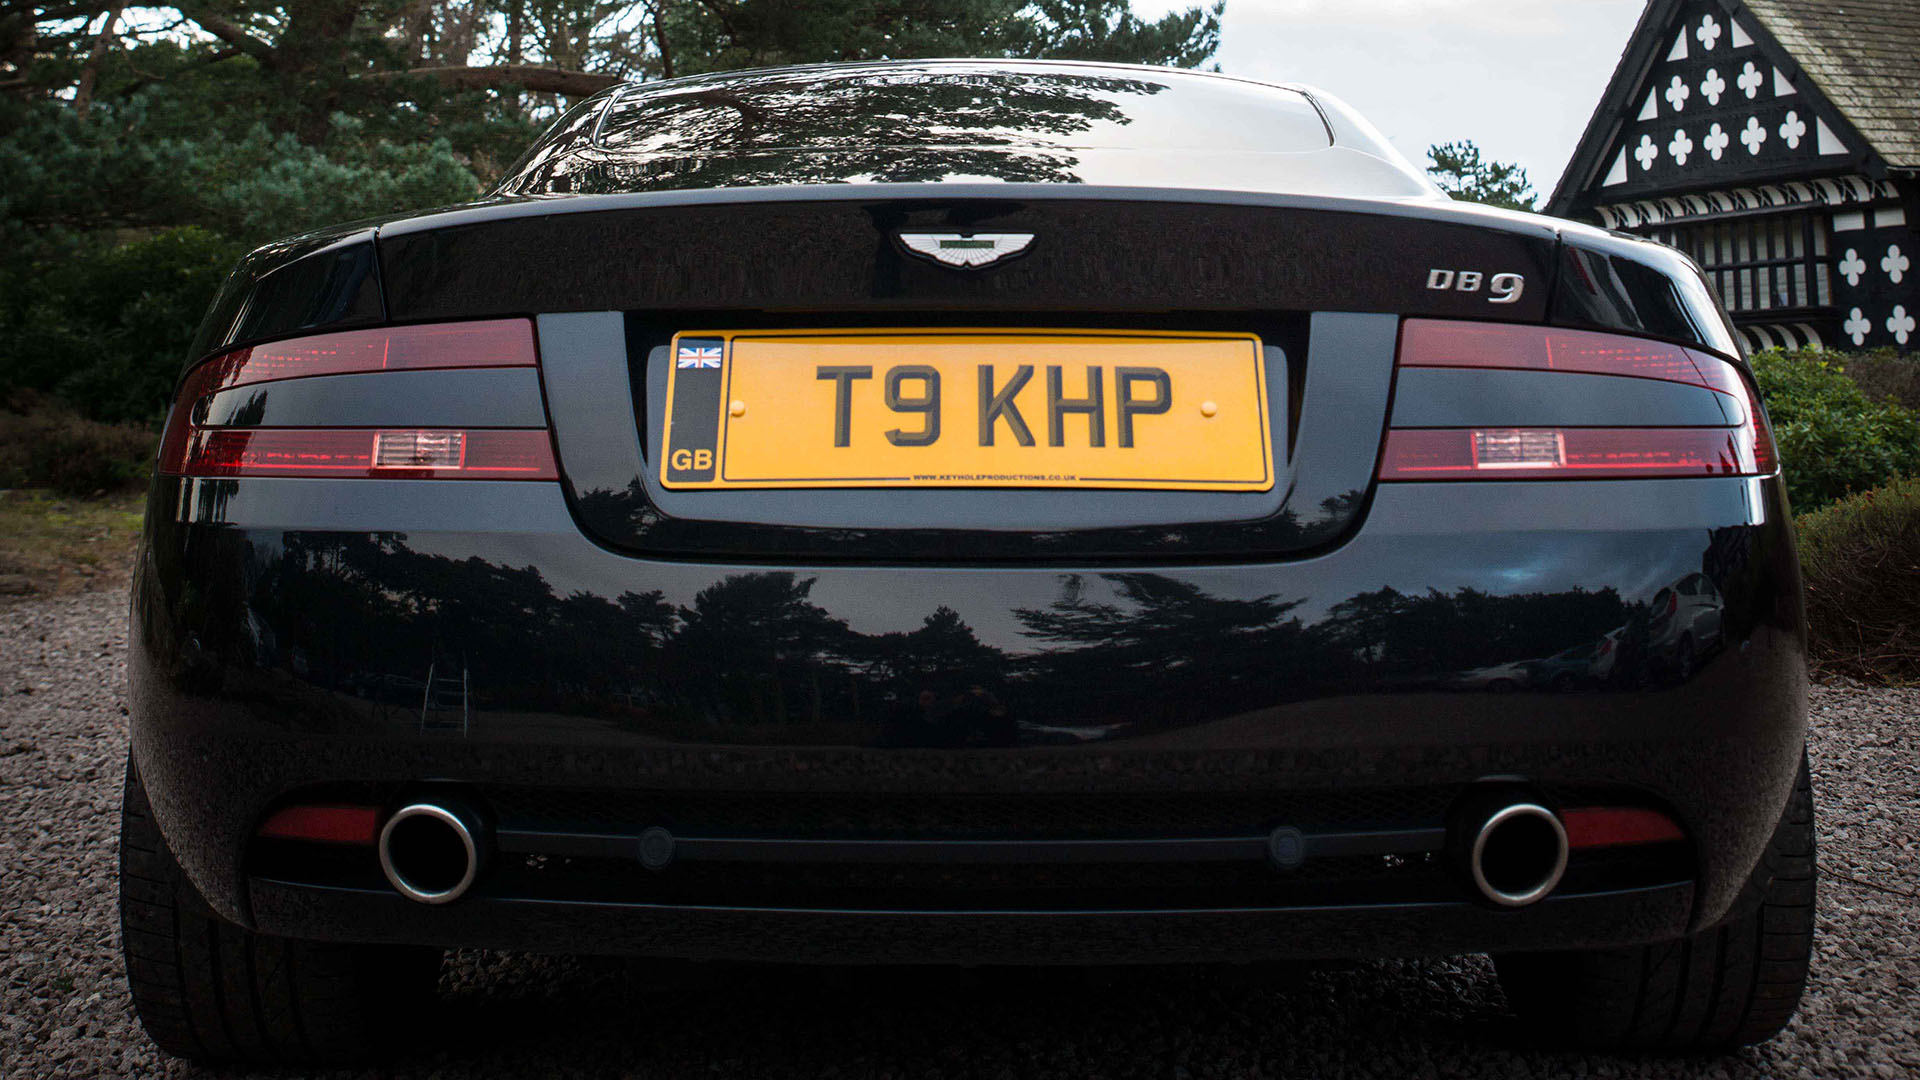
[4,587,1916,1078]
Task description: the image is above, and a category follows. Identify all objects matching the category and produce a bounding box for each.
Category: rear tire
[1673,635,1697,682]
[1494,752,1815,1052]
[118,754,441,1065]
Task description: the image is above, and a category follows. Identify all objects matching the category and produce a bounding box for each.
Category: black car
[122,60,1813,1065]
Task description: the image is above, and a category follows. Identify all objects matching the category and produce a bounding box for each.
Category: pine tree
[1427,140,1537,212]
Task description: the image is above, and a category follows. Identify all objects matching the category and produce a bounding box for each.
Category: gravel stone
[3,586,1916,1078]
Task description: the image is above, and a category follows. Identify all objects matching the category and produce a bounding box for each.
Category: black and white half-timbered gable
[1551,0,1920,353]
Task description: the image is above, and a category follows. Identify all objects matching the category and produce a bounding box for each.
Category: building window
[1649,212,1831,313]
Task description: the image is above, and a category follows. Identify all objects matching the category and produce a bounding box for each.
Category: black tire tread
[117,755,439,1065]
[1495,751,1816,1053]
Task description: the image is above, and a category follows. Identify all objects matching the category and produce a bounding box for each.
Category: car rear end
[123,61,1810,1062]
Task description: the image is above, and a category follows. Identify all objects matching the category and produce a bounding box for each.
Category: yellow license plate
[659,328,1273,491]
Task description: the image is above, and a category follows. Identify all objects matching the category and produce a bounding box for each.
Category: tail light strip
[1394,320,1748,400]
[257,804,381,846]
[1382,426,1771,481]
[1380,320,1777,482]
[159,320,556,481]
[186,320,536,397]
[182,429,557,480]
[1561,807,1685,850]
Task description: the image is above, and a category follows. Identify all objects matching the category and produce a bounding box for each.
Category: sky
[1137,0,1649,204]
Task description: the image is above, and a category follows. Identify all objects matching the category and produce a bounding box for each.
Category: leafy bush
[1749,348,1920,511]
[0,227,243,425]
[1796,478,1920,682]
[0,397,156,495]
[0,100,486,428]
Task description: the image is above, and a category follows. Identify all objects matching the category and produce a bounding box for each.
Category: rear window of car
[593,64,1332,156]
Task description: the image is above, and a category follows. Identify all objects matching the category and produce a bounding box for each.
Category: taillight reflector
[190,320,535,396]
[1399,319,1746,399]
[159,320,554,480]
[1561,807,1685,850]
[1383,321,1777,483]
[257,804,380,846]
[181,428,557,480]
[1380,426,1771,481]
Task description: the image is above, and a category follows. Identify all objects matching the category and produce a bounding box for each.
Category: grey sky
[1140,0,1648,204]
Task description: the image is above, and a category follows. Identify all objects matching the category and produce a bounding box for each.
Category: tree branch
[176,6,276,63]
[73,5,120,119]
[114,46,238,97]
[647,1,674,80]
[370,64,622,96]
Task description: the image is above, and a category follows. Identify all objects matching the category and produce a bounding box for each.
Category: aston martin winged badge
[898,232,1035,269]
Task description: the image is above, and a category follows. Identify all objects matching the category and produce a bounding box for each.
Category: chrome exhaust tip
[1468,802,1569,908]
[379,801,487,904]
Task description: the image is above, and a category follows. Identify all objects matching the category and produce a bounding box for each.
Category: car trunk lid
[377,188,1559,561]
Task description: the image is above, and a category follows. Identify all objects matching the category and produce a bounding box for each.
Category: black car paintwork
[135,61,1805,967]
[240,880,1699,965]
[174,186,1736,379]
[189,227,385,361]
[131,471,1805,950]
[377,195,1557,325]
[1554,238,1741,354]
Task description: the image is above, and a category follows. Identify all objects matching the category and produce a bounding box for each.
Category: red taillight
[159,320,554,481]
[1381,427,1768,481]
[1561,807,1685,850]
[1397,320,1748,399]
[1381,320,1776,483]
[190,320,534,395]
[257,804,380,846]
[183,429,556,480]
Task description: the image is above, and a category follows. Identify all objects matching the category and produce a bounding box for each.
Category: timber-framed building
[1551,0,1918,352]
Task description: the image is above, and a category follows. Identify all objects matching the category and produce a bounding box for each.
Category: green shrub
[0,103,486,430]
[1796,477,1920,682]
[0,397,156,495]
[1750,348,1920,511]
[0,227,244,426]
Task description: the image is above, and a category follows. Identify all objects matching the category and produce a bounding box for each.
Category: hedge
[1796,477,1920,682]
[1749,347,1920,511]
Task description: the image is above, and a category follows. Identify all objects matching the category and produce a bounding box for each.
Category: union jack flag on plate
[677,344,723,369]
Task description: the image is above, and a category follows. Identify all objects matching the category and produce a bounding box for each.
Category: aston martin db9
[121,60,1812,1064]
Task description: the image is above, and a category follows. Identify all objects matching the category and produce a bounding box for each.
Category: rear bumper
[129,473,1806,960]
[248,880,1695,965]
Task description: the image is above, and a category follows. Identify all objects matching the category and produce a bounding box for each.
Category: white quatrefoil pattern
[1699,68,1725,106]
[1778,111,1806,149]
[1703,123,1729,160]
[1839,250,1866,287]
[1833,249,1916,347]
[1635,133,1660,170]
[1617,43,1807,176]
[1889,307,1916,346]
[1665,75,1691,112]
[1883,246,1910,285]
[1667,128,1694,165]
[1843,309,1873,347]
[1696,14,1722,51]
